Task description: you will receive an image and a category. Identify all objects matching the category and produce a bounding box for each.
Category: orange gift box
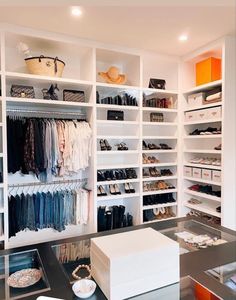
[196,57,221,86]
[195,283,220,300]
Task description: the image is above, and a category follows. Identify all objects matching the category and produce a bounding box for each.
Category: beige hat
[98,66,126,84]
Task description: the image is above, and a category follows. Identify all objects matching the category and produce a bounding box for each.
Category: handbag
[10,85,35,98]
[107,110,124,121]
[63,89,85,102]
[148,78,166,90]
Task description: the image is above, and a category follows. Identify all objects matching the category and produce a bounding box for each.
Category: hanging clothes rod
[8,178,87,188]
[7,108,86,117]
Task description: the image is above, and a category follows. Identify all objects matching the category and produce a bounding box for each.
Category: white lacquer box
[90,228,180,300]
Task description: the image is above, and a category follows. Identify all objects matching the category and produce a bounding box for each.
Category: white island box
[90,228,180,300]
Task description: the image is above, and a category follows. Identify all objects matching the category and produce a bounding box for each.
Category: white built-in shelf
[142,202,178,210]
[184,163,221,170]
[0,235,4,242]
[184,135,222,139]
[142,189,177,196]
[96,82,140,91]
[142,122,178,126]
[96,104,139,111]
[185,189,221,202]
[142,87,178,95]
[143,216,178,224]
[142,149,177,154]
[97,193,140,201]
[97,150,139,155]
[184,176,221,186]
[184,118,222,125]
[184,102,222,112]
[142,107,177,113]
[97,120,138,125]
[6,97,93,108]
[97,135,139,140]
[183,80,222,95]
[184,202,221,218]
[5,71,93,87]
[97,164,140,170]
[143,136,177,140]
[143,162,177,168]
[142,176,177,182]
[97,179,139,186]
[184,149,222,154]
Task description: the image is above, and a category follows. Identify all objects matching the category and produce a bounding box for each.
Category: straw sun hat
[98,66,127,84]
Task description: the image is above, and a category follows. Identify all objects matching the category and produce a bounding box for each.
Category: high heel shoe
[109,184,117,195]
[104,139,112,150]
[99,185,107,196]
[97,171,106,181]
[128,183,135,193]
[143,141,148,150]
[114,184,121,195]
[100,139,107,151]
[116,142,128,151]
[124,183,130,193]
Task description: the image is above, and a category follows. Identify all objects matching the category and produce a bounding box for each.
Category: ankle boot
[127,213,133,227]
[97,206,106,232]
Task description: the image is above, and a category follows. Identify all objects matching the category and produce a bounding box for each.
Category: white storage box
[185,111,196,122]
[192,168,202,179]
[187,92,205,107]
[184,166,192,177]
[212,170,221,182]
[202,169,212,180]
[91,228,179,300]
[196,109,208,121]
[206,106,222,120]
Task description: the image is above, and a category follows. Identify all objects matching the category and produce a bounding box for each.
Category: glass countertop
[206,261,236,295]
[0,249,50,300]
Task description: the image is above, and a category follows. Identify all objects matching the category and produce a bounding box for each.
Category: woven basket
[25,55,65,77]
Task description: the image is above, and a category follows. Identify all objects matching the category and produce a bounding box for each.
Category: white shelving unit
[0,24,235,248]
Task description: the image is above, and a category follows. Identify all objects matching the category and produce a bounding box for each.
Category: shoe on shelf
[104,170,111,181]
[97,171,106,181]
[109,170,116,181]
[153,167,161,177]
[214,144,221,150]
[159,143,172,150]
[150,156,159,163]
[98,185,107,196]
[143,169,150,178]
[190,129,201,135]
[142,153,150,164]
[124,182,131,193]
[128,183,135,193]
[148,143,160,150]
[109,184,117,195]
[116,142,129,151]
[216,206,221,213]
[130,168,137,178]
[100,139,107,151]
[143,141,148,150]
[114,184,121,195]
[149,167,157,177]
[188,198,202,205]
[189,184,200,191]
[104,139,112,150]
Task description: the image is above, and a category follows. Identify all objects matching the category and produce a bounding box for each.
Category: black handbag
[148,78,166,90]
[107,110,124,121]
[10,85,35,98]
[63,89,85,102]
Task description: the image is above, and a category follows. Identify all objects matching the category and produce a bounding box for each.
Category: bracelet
[72,264,91,280]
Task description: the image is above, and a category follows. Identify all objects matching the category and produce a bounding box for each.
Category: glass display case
[206,261,236,295]
[0,249,50,300]
[159,219,236,254]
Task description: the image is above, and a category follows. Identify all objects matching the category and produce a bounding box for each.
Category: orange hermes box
[196,57,221,86]
[195,283,220,300]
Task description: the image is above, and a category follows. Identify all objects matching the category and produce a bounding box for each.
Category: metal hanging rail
[8,178,87,188]
[7,108,86,118]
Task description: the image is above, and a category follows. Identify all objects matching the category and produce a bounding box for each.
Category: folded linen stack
[205,91,222,103]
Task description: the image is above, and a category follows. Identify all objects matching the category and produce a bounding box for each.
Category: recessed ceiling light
[179,34,188,42]
[71,6,83,17]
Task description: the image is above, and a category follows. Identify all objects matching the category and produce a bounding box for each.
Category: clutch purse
[148,78,166,90]
[63,89,85,102]
[107,110,124,121]
[10,85,35,98]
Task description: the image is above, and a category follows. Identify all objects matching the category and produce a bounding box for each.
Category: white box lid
[91,228,179,260]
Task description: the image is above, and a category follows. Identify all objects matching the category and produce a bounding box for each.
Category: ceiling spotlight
[71,6,83,16]
[179,34,188,42]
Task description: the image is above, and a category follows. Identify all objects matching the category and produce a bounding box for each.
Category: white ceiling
[0,1,235,56]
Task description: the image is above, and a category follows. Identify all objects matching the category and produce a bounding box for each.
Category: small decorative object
[98,66,126,85]
[17,42,32,58]
[150,112,164,122]
[72,279,96,299]
[148,78,166,90]
[107,110,124,121]
[63,89,85,102]
[42,84,59,100]
[72,264,91,280]
[10,85,35,98]
[25,55,65,77]
[7,268,42,288]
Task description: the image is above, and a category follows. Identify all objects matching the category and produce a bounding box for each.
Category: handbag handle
[38,55,58,74]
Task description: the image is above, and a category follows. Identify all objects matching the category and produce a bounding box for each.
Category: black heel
[104,139,112,150]
[100,139,107,151]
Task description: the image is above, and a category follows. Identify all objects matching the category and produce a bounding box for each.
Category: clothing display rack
[7,109,86,119]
